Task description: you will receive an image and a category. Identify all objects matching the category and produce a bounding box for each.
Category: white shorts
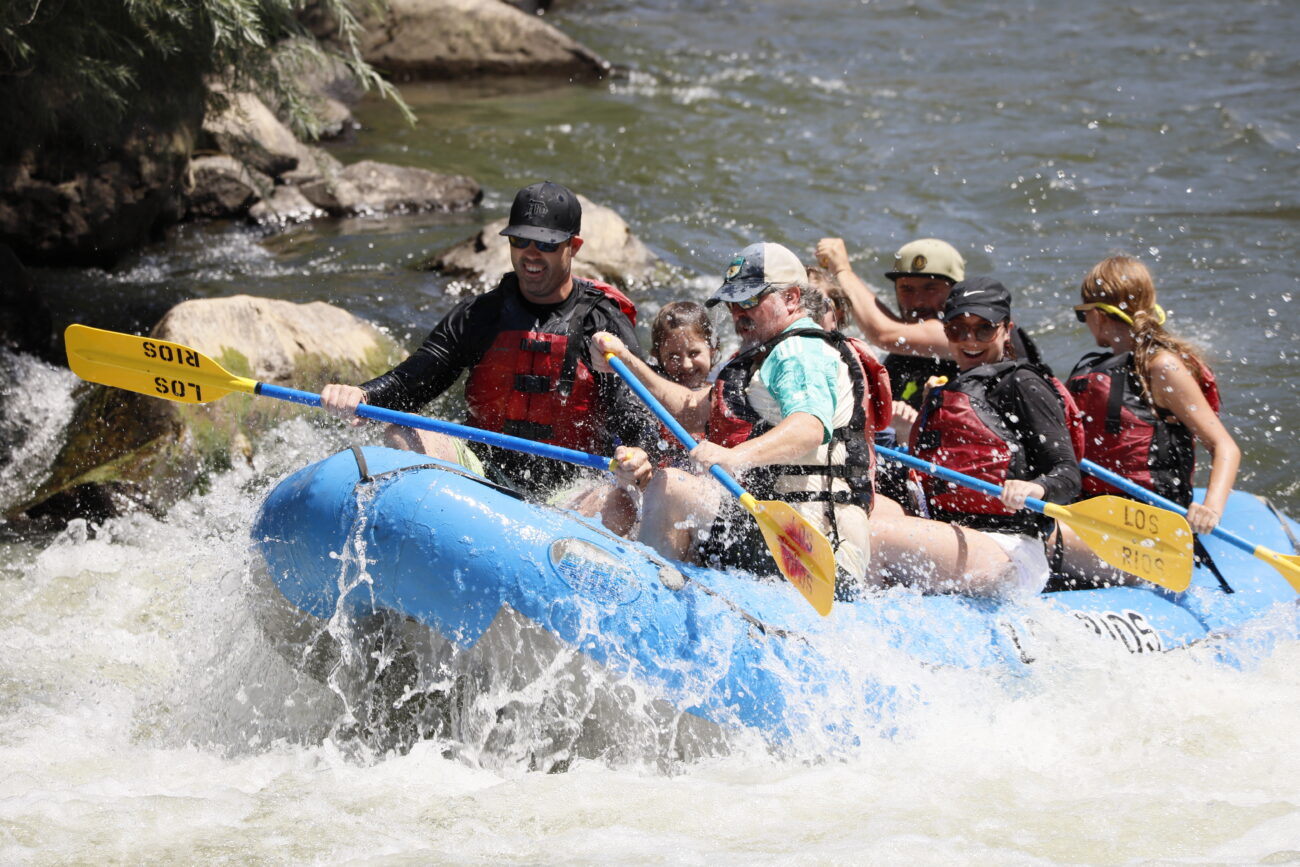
[985,532,1051,595]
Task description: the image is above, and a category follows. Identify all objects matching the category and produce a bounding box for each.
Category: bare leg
[870,494,907,520]
[868,515,1018,596]
[1051,524,1139,588]
[638,468,725,562]
[382,424,462,462]
[563,482,641,537]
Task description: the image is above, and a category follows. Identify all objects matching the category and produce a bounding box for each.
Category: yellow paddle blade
[1045,495,1194,592]
[740,493,837,615]
[64,324,256,404]
[1254,546,1300,593]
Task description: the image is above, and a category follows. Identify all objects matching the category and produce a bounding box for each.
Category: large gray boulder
[200,91,303,178]
[362,0,609,80]
[335,160,482,215]
[192,90,482,224]
[428,194,658,289]
[249,184,327,226]
[267,48,363,140]
[10,295,400,527]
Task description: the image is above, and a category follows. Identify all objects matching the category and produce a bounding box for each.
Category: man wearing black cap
[322,181,651,510]
[866,276,1081,596]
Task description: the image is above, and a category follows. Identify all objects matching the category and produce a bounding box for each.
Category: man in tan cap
[816,236,966,509]
[816,237,966,410]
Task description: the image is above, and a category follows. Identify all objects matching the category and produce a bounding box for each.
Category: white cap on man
[706,242,805,307]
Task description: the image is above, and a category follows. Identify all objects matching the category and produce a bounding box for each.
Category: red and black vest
[1066,350,1220,507]
[706,327,890,511]
[464,278,636,454]
[909,359,1065,537]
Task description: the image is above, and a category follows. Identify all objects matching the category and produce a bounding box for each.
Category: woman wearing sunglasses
[1065,255,1238,545]
[867,277,1081,595]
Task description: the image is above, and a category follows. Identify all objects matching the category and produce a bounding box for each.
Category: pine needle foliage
[0,0,411,163]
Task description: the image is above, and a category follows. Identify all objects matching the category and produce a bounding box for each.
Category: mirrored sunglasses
[508,236,563,253]
[728,287,776,311]
[942,320,1001,343]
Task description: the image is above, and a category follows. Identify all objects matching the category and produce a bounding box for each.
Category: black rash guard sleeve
[358,294,500,413]
[1001,368,1082,505]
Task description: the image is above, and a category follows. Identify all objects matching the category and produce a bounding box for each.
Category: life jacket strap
[514,373,552,394]
[503,419,553,440]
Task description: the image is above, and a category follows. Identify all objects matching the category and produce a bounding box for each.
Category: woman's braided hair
[1080,256,1210,405]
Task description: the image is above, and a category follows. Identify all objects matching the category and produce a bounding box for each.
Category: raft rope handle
[349,445,372,482]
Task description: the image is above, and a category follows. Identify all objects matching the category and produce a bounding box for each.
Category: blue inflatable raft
[252,446,1300,752]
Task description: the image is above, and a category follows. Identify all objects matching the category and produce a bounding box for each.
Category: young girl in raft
[647,301,717,465]
[1058,255,1239,585]
[565,302,717,534]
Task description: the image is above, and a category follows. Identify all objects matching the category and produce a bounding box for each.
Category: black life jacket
[464,277,637,453]
[1066,350,1220,507]
[909,359,1066,537]
[706,327,886,513]
[885,352,959,410]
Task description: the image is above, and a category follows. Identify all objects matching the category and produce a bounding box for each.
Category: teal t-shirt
[754,318,842,444]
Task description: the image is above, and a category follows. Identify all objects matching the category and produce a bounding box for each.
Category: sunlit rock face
[196,92,483,226]
[359,0,609,82]
[9,295,399,529]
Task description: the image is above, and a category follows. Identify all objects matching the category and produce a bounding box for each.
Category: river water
[4,0,1300,862]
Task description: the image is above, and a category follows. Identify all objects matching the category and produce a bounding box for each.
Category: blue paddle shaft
[605,355,745,499]
[876,444,1050,514]
[255,382,614,472]
[1081,458,1261,559]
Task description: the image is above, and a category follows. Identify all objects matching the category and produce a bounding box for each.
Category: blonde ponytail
[1080,256,1211,403]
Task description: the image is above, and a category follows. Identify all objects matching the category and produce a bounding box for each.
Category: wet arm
[1010,371,1082,505]
[816,237,952,357]
[360,300,481,412]
[1150,352,1240,529]
[691,412,824,477]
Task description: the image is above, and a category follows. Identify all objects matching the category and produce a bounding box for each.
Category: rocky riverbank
[0,0,609,266]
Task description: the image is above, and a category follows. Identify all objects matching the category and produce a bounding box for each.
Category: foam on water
[3,387,1299,861]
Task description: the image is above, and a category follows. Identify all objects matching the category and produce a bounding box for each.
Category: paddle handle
[876,444,1049,514]
[255,382,616,473]
[605,355,746,500]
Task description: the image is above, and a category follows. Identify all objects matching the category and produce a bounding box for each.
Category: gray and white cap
[705,242,805,307]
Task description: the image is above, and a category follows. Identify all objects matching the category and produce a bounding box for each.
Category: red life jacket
[1066,349,1220,506]
[464,278,635,453]
[1049,373,1088,461]
[909,359,1071,537]
[706,327,888,510]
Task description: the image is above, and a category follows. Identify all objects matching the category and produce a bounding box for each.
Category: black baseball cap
[499,181,582,245]
[940,277,1012,323]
